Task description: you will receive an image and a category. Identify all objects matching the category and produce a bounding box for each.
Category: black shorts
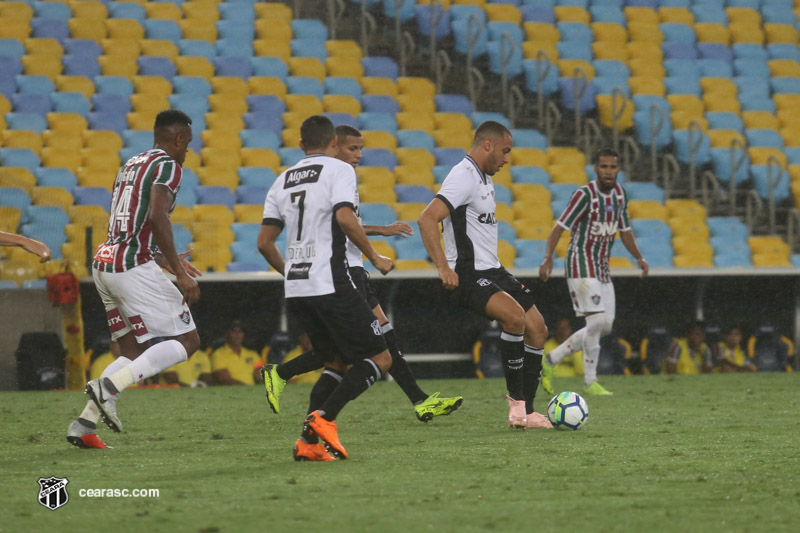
[453,266,536,315]
[287,285,387,365]
[348,266,381,310]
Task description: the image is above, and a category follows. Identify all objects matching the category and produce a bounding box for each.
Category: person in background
[666,321,714,375]
[715,325,756,373]
[162,348,213,386]
[543,318,585,380]
[210,320,264,385]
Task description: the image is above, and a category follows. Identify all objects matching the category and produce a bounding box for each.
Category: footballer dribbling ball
[547,391,588,430]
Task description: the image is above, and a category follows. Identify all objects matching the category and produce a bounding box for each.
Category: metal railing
[543,100,561,146]
[745,189,764,233]
[661,153,680,201]
[728,137,747,216]
[609,87,628,151]
[325,0,345,40]
[434,49,451,93]
[581,118,602,162]
[787,208,800,253]
[465,14,485,105]
[765,155,784,234]
[359,0,377,56]
[699,169,720,210]
[507,85,525,128]
[686,121,705,200]
[647,104,665,178]
[569,66,589,144]
[533,51,552,131]
[620,135,640,182]
[394,0,415,77]
[497,32,515,106]
[427,1,445,80]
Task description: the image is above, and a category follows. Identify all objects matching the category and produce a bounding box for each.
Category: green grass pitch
[2,373,800,533]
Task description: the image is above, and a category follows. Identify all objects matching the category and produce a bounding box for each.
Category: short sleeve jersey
[344,186,364,268]
[92,149,183,272]
[557,180,631,283]
[436,157,501,272]
[262,154,357,297]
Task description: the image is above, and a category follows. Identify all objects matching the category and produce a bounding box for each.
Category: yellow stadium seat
[629,76,666,96]
[694,23,729,45]
[748,235,790,255]
[0,167,36,192]
[729,23,764,45]
[140,40,179,61]
[179,19,217,42]
[779,108,800,127]
[398,77,436,97]
[361,130,397,151]
[211,77,248,99]
[609,257,635,269]
[485,4,522,23]
[248,76,287,98]
[433,129,472,150]
[398,94,436,114]
[358,184,397,204]
[627,42,663,62]
[497,239,516,268]
[325,40,362,59]
[368,240,396,261]
[201,131,241,152]
[201,147,241,171]
[69,204,109,226]
[394,259,432,270]
[396,112,434,133]
[513,220,552,239]
[748,147,786,167]
[101,38,140,57]
[511,183,551,203]
[323,94,361,116]
[671,113,707,131]
[76,167,114,190]
[726,7,761,25]
[673,251,714,268]
[188,245,233,272]
[774,94,800,112]
[522,41,559,61]
[752,253,791,267]
[700,77,737,97]
[549,164,587,185]
[667,94,704,114]
[68,18,107,42]
[708,129,745,148]
[781,127,800,147]
[493,167,512,187]
[433,112,472,132]
[558,59,594,78]
[510,148,547,167]
[42,130,82,152]
[190,222,234,245]
[669,220,710,240]
[396,148,435,169]
[326,57,364,80]
[523,22,560,43]
[673,236,710,255]
[0,20,30,40]
[596,94,634,130]
[512,201,553,223]
[591,22,627,43]
[765,24,799,44]
[208,94,248,115]
[233,204,263,223]
[82,131,122,153]
[2,130,42,155]
[255,18,292,41]
[554,6,589,24]
[0,206,22,233]
[0,94,10,115]
[69,0,106,19]
[183,149,201,172]
[130,95,169,116]
[628,22,663,43]
[193,205,235,227]
[196,167,238,190]
[285,94,324,116]
[394,202,428,221]
[769,59,800,78]
[253,39,291,61]
[183,1,220,22]
[175,56,214,80]
[742,111,780,130]
[547,147,586,167]
[144,2,182,21]
[241,148,280,171]
[0,1,33,20]
[81,147,120,172]
[394,167,434,187]
[288,57,326,82]
[21,55,62,79]
[55,75,94,99]
[702,94,741,114]
[106,19,144,41]
[281,128,301,147]
[494,203,513,223]
[628,200,668,220]
[46,112,88,133]
[659,7,693,24]
[254,2,293,23]
[97,55,137,78]
[24,38,62,58]
[357,167,395,187]
[125,111,156,131]
[361,77,398,97]
[592,41,628,62]
[30,186,73,209]
[666,198,706,220]
[625,6,659,24]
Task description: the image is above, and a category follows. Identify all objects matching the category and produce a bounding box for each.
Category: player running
[538,147,648,396]
[258,115,395,460]
[261,125,463,425]
[418,121,552,429]
[67,110,202,449]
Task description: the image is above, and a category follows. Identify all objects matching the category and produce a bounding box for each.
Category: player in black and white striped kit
[419,121,552,429]
[258,115,395,460]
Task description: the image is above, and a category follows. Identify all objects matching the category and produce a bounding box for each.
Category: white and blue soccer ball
[547,391,589,430]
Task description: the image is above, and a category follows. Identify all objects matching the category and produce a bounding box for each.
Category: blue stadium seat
[24,205,69,227]
[472,112,510,129]
[88,111,127,135]
[73,187,112,208]
[510,129,546,149]
[594,60,629,79]
[711,148,750,186]
[707,216,748,240]
[745,129,784,149]
[767,43,800,62]
[698,59,733,79]
[415,5,451,40]
[396,130,435,151]
[631,219,672,242]
[119,147,141,163]
[750,166,790,203]
[558,77,596,112]
[178,40,216,61]
[227,262,266,273]
[494,185,512,204]
[734,59,769,78]
[61,54,100,77]
[383,0,416,23]
[714,250,752,268]
[51,92,91,117]
[434,148,466,167]
[709,235,749,255]
[244,112,283,136]
[589,6,625,24]
[450,5,487,23]
[35,168,77,191]
[771,77,800,94]
[697,44,733,64]
[665,59,701,79]
[662,42,698,60]
[235,185,269,205]
[169,93,210,116]
[11,93,51,115]
[360,149,398,168]
[360,203,398,226]
[144,20,182,44]
[217,20,255,42]
[691,5,726,24]
[232,223,261,244]
[172,77,212,99]
[762,6,797,25]
[432,165,451,183]
[122,130,153,151]
[0,148,40,173]
[287,76,324,97]
[706,112,743,132]
[393,237,429,260]
[95,76,134,97]
[108,2,146,22]
[558,22,592,44]
[250,57,288,80]
[0,187,32,210]
[30,18,69,42]
[395,185,434,203]
[279,148,304,166]
[660,23,696,44]
[452,18,489,57]
[15,75,55,95]
[557,40,592,62]
[238,167,277,187]
[216,39,254,59]
[521,6,556,24]
[33,1,72,21]
[672,130,711,165]
[291,19,328,41]
[219,3,256,22]
[358,112,398,134]
[247,95,286,115]
[196,186,236,209]
[0,39,25,60]
[325,77,362,98]
[435,94,473,114]
[61,39,100,59]
[91,93,131,114]
[138,56,176,80]
[324,113,357,127]
[291,39,327,61]
[361,95,400,114]
[230,242,269,266]
[181,169,199,192]
[214,57,252,79]
[173,224,192,251]
[5,112,48,134]
[511,166,550,184]
[664,76,701,97]
[21,222,66,259]
[487,38,523,76]
[523,58,559,97]
[625,182,665,203]
[361,56,399,80]
[593,76,630,96]
[732,44,768,61]
[240,130,280,150]
[497,221,515,241]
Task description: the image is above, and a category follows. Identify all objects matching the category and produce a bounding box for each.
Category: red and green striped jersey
[92,149,183,273]
[556,181,631,283]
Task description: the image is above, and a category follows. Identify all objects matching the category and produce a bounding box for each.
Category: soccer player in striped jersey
[67,110,202,449]
[539,147,648,396]
[261,125,463,425]
[419,121,552,429]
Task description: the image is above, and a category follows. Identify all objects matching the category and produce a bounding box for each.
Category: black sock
[302,368,344,444]
[277,350,325,381]
[319,359,382,421]
[523,345,544,414]
[77,417,96,430]
[383,324,428,405]
[500,331,525,400]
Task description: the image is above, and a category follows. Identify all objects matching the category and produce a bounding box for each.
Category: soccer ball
[547,391,589,430]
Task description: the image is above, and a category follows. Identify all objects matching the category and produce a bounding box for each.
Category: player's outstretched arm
[363,222,414,238]
[619,230,648,277]
[336,206,394,274]
[418,199,458,290]
[149,185,200,305]
[257,224,286,275]
[539,223,564,281]
[0,230,51,262]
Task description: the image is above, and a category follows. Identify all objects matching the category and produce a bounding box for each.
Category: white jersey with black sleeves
[436,156,501,272]
[344,186,364,268]
[262,154,357,297]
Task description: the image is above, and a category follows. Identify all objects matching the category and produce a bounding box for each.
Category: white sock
[582,314,605,386]
[547,329,586,365]
[108,340,187,393]
[79,356,133,424]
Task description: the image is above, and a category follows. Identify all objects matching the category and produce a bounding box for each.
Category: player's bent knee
[602,316,615,337]
[371,350,392,373]
[177,329,200,357]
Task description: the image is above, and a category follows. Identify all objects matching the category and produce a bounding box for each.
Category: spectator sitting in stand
[210,321,264,385]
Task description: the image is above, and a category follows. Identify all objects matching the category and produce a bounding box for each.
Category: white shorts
[567,278,616,317]
[92,261,196,343]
